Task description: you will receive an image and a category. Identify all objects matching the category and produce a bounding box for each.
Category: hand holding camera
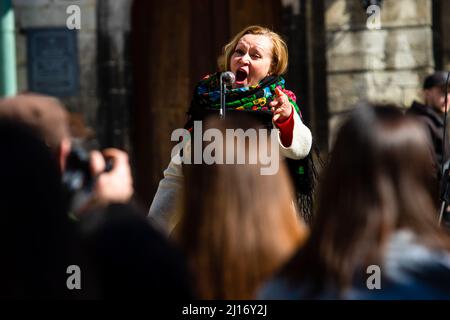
[90,148,134,205]
[63,142,134,214]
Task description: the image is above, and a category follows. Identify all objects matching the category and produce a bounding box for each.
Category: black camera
[63,143,94,194]
[62,139,113,212]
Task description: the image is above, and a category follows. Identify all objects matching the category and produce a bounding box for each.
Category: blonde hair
[218,25,289,76]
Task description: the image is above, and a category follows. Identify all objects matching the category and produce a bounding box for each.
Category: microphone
[219,72,234,119]
[221,71,235,85]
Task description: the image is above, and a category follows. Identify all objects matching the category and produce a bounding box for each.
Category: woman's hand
[270,87,293,122]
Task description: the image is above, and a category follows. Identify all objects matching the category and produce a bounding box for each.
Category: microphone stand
[438,71,450,225]
[220,74,226,119]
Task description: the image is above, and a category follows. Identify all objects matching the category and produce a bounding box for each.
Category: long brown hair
[285,103,450,296]
[174,114,307,299]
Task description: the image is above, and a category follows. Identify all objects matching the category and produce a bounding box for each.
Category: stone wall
[325,0,434,145]
[13,0,98,128]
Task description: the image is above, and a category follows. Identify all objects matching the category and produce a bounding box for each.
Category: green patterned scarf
[186,72,301,122]
[184,72,317,223]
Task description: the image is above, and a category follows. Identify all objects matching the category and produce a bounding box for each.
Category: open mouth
[235,69,248,83]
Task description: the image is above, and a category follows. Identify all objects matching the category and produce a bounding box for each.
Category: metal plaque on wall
[26,28,79,97]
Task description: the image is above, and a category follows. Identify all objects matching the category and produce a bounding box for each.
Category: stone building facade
[326,0,436,142]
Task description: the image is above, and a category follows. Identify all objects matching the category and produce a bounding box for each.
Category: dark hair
[78,203,194,299]
[283,102,450,296]
[423,71,450,90]
[0,119,72,298]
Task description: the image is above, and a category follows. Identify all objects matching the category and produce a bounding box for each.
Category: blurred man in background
[408,71,450,174]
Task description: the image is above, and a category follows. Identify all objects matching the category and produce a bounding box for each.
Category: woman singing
[149,25,313,232]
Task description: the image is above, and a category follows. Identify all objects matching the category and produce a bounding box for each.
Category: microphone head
[221,71,235,85]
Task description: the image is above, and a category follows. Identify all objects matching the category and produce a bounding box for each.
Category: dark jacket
[258,230,450,300]
[407,101,450,171]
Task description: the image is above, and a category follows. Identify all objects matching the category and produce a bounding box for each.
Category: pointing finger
[275,86,285,97]
[273,113,281,121]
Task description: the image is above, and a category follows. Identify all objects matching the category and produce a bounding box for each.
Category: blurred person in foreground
[259,103,450,300]
[0,120,74,298]
[0,94,133,214]
[173,114,308,299]
[0,93,136,298]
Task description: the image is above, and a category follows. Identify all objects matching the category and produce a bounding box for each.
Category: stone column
[96,0,132,149]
